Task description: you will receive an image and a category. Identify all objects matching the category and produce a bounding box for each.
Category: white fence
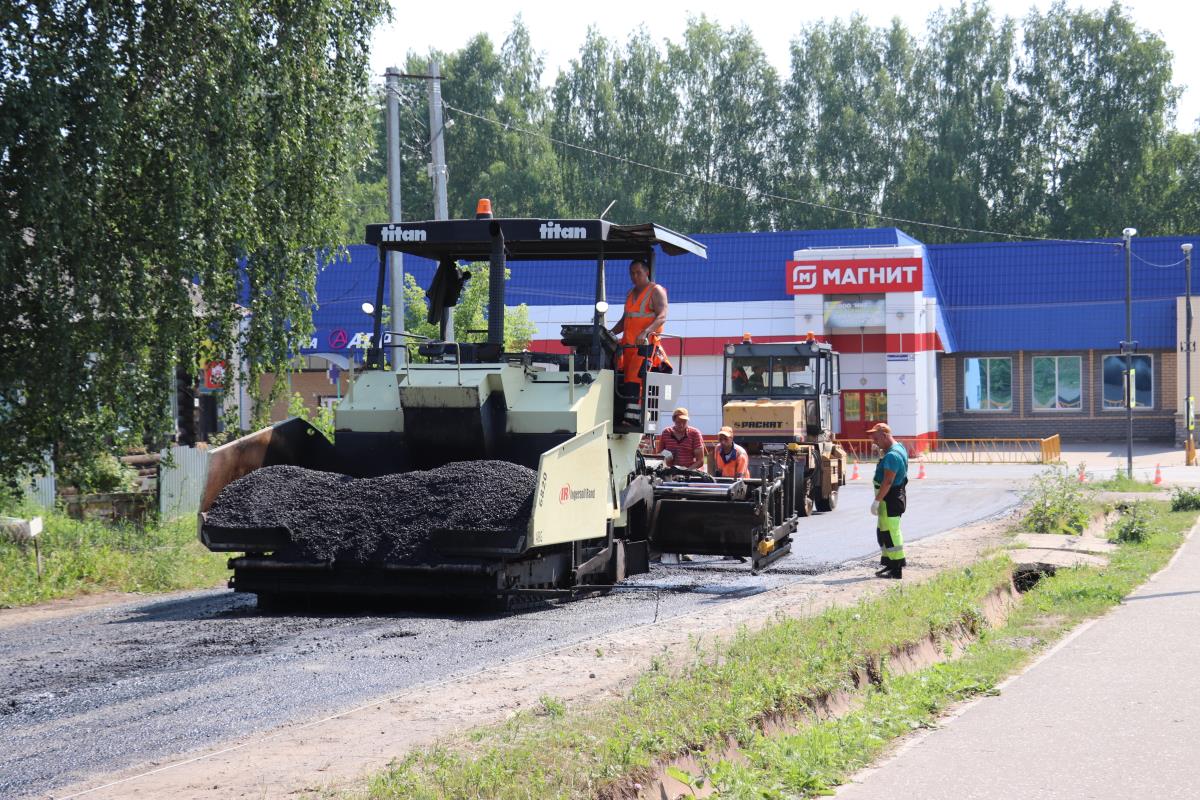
[24,474,56,508]
[158,445,210,519]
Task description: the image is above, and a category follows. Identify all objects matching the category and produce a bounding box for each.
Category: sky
[371,0,1197,132]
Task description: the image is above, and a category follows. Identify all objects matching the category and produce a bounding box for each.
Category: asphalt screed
[206,461,536,564]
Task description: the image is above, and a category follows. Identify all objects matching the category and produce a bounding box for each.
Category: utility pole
[385,67,405,367]
[427,60,453,339]
[1123,227,1137,479]
[1185,242,1195,465]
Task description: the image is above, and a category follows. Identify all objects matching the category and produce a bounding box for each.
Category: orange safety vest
[714,443,750,479]
[619,282,670,383]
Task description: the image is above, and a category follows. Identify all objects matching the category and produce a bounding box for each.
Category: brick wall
[259,368,351,422]
[939,351,1175,442]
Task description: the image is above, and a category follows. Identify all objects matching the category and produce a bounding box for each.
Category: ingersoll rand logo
[559,484,597,503]
[539,221,588,240]
[380,224,427,242]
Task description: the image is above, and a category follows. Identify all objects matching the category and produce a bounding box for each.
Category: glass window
[770,356,815,394]
[1032,356,1082,410]
[1103,354,1153,409]
[964,357,1012,411]
[843,393,861,422]
[728,357,769,395]
[865,391,888,421]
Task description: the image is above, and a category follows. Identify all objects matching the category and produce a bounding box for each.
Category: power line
[441,102,1121,249]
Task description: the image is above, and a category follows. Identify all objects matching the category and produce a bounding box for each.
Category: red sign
[202,360,226,393]
[559,485,571,504]
[786,257,922,295]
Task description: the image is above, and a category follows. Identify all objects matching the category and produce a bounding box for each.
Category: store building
[296,227,1198,444]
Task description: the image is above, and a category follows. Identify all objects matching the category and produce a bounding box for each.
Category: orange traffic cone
[850,461,860,481]
[1154,464,1163,485]
[1078,464,1087,483]
[916,460,926,480]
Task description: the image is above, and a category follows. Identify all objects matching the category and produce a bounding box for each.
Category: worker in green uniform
[868,422,907,579]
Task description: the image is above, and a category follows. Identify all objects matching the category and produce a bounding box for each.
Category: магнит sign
[787,258,922,295]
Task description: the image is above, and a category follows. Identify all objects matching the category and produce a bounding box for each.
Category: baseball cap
[866,422,892,434]
[718,426,734,438]
[672,407,689,420]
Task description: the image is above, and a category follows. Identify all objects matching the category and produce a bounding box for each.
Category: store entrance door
[840,390,888,445]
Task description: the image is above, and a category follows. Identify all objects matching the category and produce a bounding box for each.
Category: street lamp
[1185,243,1195,465]
[1123,227,1137,479]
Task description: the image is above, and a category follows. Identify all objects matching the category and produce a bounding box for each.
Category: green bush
[1022,467,1092,534]
[1170,486,1200,512]
[58,453,139,494]
[1113,502,1158,543]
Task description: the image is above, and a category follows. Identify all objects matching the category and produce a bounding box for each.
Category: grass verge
[353,504,1193,800]
[0,508,228,608]
[674,502,1193,797]
[1088,473,1162,493]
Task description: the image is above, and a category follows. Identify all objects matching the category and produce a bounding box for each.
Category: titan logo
[539,221,587,240]
[380,225,427,242]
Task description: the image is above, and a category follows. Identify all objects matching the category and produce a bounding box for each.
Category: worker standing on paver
[869,422,907,579]
[611,259,669,424]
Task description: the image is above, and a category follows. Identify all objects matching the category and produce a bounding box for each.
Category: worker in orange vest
[713,426,751,479]
[611,259,670,424]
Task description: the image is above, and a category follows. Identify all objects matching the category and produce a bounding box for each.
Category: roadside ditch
[355,495,1196,800]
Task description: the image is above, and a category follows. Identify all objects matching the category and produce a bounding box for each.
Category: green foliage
[1113,501,1158,543]
[1090,473,1161,493]
[287,392,336,443]
[402,269,537,353]
[0,513,228,607]
[1170,486,1200,511]
[1022,467,1092,534]
[0,0,389,482]
[58,453,139,495]
[346,9,1190,245]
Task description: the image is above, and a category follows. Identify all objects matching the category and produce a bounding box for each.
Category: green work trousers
[874,481,907,567]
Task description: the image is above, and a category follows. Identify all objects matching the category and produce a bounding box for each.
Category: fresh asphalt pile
[205,461,536,564]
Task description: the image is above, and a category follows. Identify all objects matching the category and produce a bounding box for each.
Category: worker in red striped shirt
[657,407,707,473]
[655,407,707,565]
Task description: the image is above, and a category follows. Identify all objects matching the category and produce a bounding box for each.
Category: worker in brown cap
[656,407,707,473]
[656,407,705,565]
[868,422,908,579]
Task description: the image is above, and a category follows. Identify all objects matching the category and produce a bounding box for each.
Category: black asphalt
[206,461,535,563]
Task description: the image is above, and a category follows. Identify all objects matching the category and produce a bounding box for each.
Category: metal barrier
[159,444,210,519]
[837,434,1062,464]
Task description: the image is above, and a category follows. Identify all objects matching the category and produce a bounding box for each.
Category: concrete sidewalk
[836,524,1200,800]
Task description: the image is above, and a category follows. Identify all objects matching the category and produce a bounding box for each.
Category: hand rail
[835,436,1065,464]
